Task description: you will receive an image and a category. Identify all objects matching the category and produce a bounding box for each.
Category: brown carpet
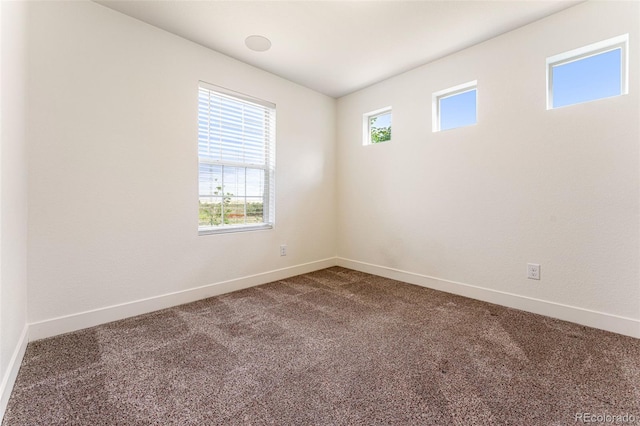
[3,267,640,425]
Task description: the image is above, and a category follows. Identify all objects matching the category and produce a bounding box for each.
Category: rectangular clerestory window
[363,107,392,145]
[433,81,478,132]
[547,34,628,109]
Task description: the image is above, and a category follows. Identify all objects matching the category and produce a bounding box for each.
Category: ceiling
[95,0,581,98]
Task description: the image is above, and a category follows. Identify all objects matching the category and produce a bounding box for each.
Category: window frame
[197,81,276,236]
[432,80,478,132]
[362,106,392,146]
[546,34,628,110]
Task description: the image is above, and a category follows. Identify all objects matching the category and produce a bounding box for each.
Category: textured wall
[337,2,639,322]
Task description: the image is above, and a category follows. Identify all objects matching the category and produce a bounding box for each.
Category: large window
[432,81,477,132]
[547,34,628,109]
[198,82,276,234]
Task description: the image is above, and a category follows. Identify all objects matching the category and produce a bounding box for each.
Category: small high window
[433,81,477,132]
[547,34,628,109]
[363,107,392,145]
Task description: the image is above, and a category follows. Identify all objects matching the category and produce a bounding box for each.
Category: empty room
[1,0,639,424]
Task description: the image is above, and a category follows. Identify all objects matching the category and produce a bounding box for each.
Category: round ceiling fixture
[245,35,272,52]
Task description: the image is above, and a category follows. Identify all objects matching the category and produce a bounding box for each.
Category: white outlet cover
[527,263,540,280]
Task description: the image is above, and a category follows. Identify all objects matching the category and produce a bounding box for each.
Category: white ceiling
[95,0,581,98]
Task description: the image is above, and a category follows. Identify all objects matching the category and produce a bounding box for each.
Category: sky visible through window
[372,112,391,129]
[198,88,273,229]
[369,111,392,143]
[440,89,477,131]
[552,48,622,108]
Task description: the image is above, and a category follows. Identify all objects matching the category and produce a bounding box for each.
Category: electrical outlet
[527,263,540,280]
[280,244,287,256]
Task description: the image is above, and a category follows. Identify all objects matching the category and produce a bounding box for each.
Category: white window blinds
[198,82,276,234]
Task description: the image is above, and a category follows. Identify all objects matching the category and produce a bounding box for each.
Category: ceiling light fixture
[245,35,272,52]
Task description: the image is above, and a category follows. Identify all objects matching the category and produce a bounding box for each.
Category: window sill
[198,223,273,236]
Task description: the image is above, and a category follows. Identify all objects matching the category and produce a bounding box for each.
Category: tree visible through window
[370,113,392,143]
[198,83,276,234]
[363,107,392,145]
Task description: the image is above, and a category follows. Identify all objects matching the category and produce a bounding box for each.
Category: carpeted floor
[3,267,640,425]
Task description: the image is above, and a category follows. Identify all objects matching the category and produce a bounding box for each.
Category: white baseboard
[27,256,640,341]
[0,324,28,420]
[337,257,640,339]
[29,258,337,341]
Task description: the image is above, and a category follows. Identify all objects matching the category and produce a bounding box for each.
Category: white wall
[0,0,29,415]
[21,0,640,341]
[26,1,336,334]
[337,1,640,337]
